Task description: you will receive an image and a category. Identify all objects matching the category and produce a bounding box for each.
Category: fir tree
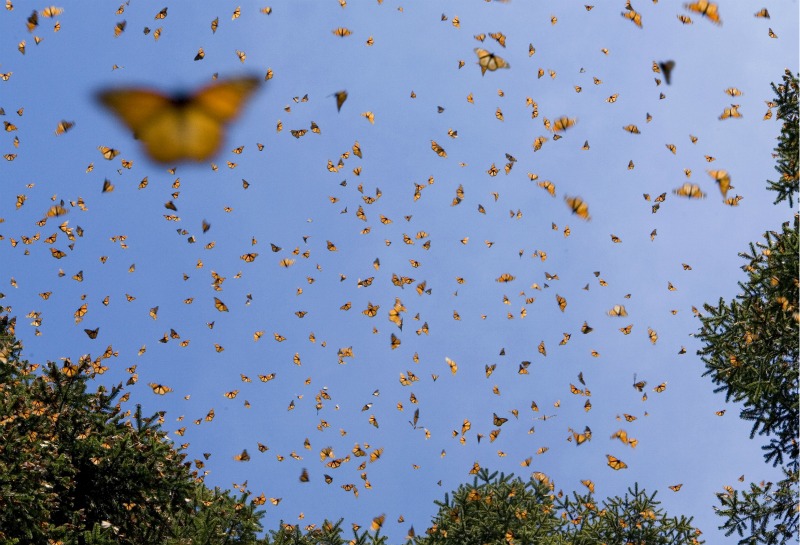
[0,314,265,545]
[766,70,799,207]
[696,70,799,545]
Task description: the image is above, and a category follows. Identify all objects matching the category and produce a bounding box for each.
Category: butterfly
[673,183,706,199]
[684,0,721,25]
[621,8,642,28]
[371,515,386,531]
[606,454,628,470]
[98,76,260,163]
[331,90,348,112]
[537,180,556,196]
[552,116,576,132]
[708,169,732,199]
[608,305,628,317]
[719,104,742,120]
[474,48,509,75]
[565,196,590,220]
[149,383,173,395]
[659,61,675,85]
[46,203,68,217]
[493,413,508,426]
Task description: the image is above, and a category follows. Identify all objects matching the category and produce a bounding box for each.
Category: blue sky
[1,1,798,541]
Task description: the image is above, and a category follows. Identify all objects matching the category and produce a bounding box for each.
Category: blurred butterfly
[673,183,705,199]
[552,116,576,132]
[708,169,732,199]
[621,8,642,28]
[565,196,590,220]
[98,76,260,163]
[46,203,68,217]
[659,61,675,85]
[719,104,742,120]
[474,48,509,75]
[84,327,99,339]
[371,515,385,531]
[684,0,721,24]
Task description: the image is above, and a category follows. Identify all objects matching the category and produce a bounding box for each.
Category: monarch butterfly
[606,454,628,470]
[496,273,515,283]
[474,48,509,75]
[565,196,590,220]
[234,449,250,462]
[658,60,675,85]
[332,27,352,36]
[654,382,667,393]
[552,116,576,132]
[371,515,386,531]
[669,484,683,492]
[489,31,506,47]
[754,8,769,18]
[608,305,628,317]
[537,180,556,196]
[684,0,721,25]
[46,203,68,217]
[84,327,99,339]
[623,124,640,134]
[621,9,642,28]
[213,297,229,312]
[493,413,508,426]
[98,77,260,163]
[149,382,172,395]
[707,169,732,199]
[430,140,447,157]
[556,294,567,311]
[673,183,706,199]
[446,357,457,374]
[573,426,592,445]
[98,146,120,160]
[719,104,742,120]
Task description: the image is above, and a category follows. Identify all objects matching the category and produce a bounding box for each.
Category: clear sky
[0,1,798,541]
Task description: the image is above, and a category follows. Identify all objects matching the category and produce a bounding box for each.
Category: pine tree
[766,70,799,207]
[0,314,265,545]
[413,469,702,545]
[696,70,799,545]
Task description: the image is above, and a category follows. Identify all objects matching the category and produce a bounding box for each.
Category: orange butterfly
[98,77,260,163]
